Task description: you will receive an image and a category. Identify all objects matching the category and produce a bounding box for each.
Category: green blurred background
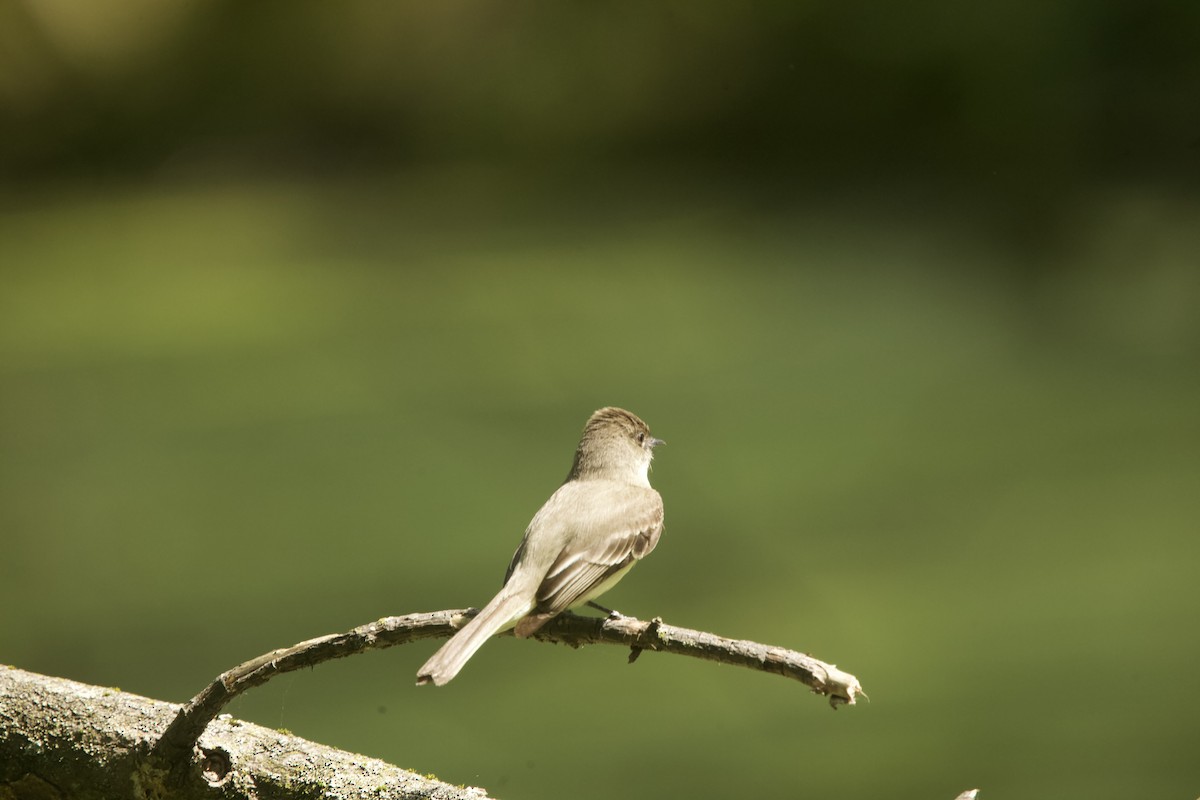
[2,2,1198,798]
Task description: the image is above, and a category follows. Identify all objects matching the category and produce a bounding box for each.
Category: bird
[416,407,664,686]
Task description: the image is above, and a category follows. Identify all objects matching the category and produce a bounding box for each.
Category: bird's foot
[585,600,625,619]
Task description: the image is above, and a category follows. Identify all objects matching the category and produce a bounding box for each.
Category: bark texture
[0,666,491,800]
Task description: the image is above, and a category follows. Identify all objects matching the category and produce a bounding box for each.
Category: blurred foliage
[4,2,1200,212]
[2,3,1199,800]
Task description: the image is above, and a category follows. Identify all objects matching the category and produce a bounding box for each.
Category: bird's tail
[416,593,532,686]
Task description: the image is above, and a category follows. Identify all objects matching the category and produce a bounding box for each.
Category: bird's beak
[649,437,665,448]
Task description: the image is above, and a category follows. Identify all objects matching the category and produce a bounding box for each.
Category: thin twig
[152,609,864,784]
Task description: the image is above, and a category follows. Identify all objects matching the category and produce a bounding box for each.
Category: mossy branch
[0,665,492,800]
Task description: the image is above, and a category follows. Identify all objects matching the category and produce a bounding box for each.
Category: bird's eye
[636,432,645,443]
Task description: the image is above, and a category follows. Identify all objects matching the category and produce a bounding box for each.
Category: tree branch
[0,665,493,800]
[153,609,864,785]
[3,612,863,798]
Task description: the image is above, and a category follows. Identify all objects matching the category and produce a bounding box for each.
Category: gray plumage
[416,407,664,686]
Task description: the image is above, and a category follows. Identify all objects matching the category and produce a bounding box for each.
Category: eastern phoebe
[416,407,664,686]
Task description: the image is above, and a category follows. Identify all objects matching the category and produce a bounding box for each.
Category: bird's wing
[533,492,663,615]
